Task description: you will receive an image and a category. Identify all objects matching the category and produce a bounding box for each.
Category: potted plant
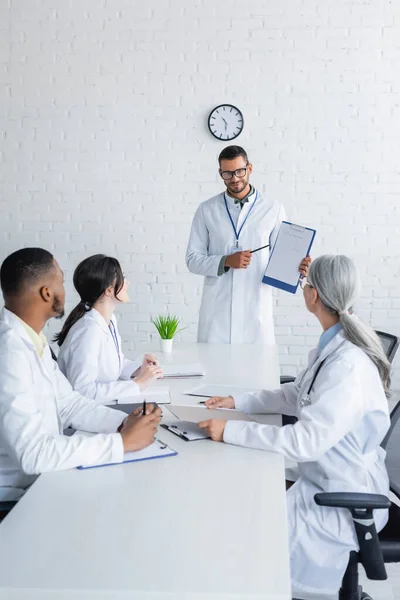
[151,314,185,353]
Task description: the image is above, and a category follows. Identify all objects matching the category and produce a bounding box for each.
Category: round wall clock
[207,104,244,141]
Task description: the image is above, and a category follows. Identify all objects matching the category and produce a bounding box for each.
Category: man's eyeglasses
[220,165,249,181]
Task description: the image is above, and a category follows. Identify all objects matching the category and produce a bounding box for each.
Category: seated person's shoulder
[0,329,30,376]
[59,316,103,354]
[330,340,378,376]
[0,324,29,356]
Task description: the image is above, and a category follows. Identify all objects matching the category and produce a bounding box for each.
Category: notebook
[161,363,205,378]
[77,437,177,469]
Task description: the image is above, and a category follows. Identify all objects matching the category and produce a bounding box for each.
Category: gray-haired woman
[200,254,391,598]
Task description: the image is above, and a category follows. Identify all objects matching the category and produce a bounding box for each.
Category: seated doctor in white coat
[0,248,161,503]
[56,254,162,405]
[199,254,391,598]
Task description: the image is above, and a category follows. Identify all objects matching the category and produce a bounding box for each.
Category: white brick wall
[1,0,400,384]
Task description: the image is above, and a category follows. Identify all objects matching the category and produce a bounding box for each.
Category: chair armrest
[280,375,296,385]
[315,493,391,510]
[0,501,17,512]
[314,493,390,581]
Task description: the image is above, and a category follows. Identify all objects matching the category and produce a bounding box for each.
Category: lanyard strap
[224,190,258,246]
[108,320,121,371]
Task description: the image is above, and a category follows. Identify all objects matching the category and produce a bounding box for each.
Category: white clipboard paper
[262,221,316,294]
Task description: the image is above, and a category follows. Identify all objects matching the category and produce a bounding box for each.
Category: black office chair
[312,399,400,600]
[0,501,17,521]
[281,330,399,427]
[375,331,400,364]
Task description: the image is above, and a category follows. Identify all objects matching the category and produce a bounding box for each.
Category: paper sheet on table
[116,387,171,405]
[77,436,177,469]
[184,384,255,398]
[167,405,254,423]
[161,363,205,378]
[262,221,316,293]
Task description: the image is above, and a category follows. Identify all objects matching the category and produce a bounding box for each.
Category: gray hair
[307,255,391,396]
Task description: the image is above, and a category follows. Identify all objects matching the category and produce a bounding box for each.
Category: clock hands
[222,117,228,131]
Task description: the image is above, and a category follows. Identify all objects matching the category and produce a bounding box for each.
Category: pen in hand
[142,399,147,416]
[251,244,270,254]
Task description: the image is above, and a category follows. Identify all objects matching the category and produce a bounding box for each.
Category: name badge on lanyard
[224,191,258,253]
[108,320,121,372]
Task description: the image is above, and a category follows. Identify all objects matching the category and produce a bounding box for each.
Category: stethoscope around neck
[299,358,327,408]
[108,320,121,371]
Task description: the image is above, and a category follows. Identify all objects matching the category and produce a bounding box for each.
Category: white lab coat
[0,308,125,502]
[223,330,390,596]
[186,190,285,344]
[58,309,143,405]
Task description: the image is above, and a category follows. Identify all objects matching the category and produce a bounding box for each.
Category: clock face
[208,104,244,141]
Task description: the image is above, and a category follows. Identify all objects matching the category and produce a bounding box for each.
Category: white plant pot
[160,338,173,353]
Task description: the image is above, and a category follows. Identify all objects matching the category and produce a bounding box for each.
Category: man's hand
[198,419,227,442]
[225,250,252,269]
[204,396,235,409]
[299,256,311,277]
[120,405,162,452]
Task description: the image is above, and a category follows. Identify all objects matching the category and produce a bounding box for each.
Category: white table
[0,343,291,600]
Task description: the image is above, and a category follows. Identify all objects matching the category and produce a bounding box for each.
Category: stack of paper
[161,363,205,378]
[166,405,254,423]
[116,386,171,405]
[183,384,254,398]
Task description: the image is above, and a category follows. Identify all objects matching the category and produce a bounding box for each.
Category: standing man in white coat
[0,248,161,503]
[199,255,391,598]
[186,145,310,344]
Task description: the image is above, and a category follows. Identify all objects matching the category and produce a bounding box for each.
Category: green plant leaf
[150,315,186,339]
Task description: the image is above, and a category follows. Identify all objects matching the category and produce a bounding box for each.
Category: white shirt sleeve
[59,323,140,404]
[233,382,299,416]
[0,350,125,476]
[224,361,365,463]
[186,204,225,277]
[119,357,142,380]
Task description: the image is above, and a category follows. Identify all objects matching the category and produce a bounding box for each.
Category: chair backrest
[381,399,400,499]
[375,330,400,364]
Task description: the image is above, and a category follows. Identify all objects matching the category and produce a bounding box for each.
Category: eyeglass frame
[300,277,313,290]
[219,164,249,181]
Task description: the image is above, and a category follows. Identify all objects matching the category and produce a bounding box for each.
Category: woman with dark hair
[56,255,162,404]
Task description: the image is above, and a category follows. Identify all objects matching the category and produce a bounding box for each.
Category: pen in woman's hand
[142,399,147,416]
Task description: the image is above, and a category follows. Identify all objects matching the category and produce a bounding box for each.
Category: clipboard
[262,221,316,294]
[77,437,177,469]
[161,421,210,442]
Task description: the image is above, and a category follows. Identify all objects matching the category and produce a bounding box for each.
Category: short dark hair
[218,145,248,164]
[0,248,55,297]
